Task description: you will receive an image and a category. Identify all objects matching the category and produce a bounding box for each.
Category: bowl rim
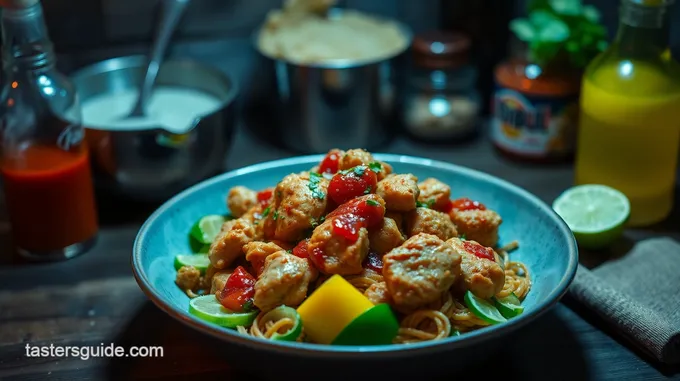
[252,8,414,69]
[132,153,579,358]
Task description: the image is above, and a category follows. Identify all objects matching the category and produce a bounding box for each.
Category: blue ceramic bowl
[132,154,578,377]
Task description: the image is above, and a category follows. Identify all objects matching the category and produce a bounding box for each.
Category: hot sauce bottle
[0,0,98,260]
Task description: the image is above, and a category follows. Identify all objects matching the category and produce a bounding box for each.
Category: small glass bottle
[490,44,582,162]
[575,0,680,226]
[402,32,481,141]
[0,0,98,260]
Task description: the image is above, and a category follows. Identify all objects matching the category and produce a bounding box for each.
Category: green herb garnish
[242,299,257,313]
[369,162,382,173]
[308,172,325,200]
[363,186,372,195]
[460,234,467,240]
[262,206,271,218]
[510,0,607,69]
[273,210,279,220]
[353,166,366,177]
[416,199,436,209]
[366,199,380,207]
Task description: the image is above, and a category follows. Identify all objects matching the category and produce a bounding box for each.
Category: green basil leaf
[549,0,581,15]
[529,10,556,28]
[537,19,569,42]
[582,5,601,22]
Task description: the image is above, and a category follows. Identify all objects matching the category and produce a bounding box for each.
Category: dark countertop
[0,123,679,380]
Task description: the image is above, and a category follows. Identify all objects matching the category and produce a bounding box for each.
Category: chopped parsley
[460,234,467,240]
[353,166,366,177]
[369,162,382,173]
[262,206,271,218]
[363,186,372,195]
[310,215,326,228]
[286,249,293,254]
[416,199,435,209]
[319,215,326,224]
[276,190,282,199]
[366,199,380,207]
[272,210,279,220]
[308,172,326,199]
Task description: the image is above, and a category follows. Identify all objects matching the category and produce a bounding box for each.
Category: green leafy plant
[510,0,609,69]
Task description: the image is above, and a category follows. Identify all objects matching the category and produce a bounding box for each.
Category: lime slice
[260,306,303,342]
[552,184,630,249]
[464,290,507,325]
[174,254,210,273]
[189,295,258,328]
[190,215,226,245]
[494,293,524,319]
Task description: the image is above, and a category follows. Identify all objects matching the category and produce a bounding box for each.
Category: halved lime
[189,295,258,328]
[190,215,226,245]
[174,254,210,273]
[552,184,630,249]
[464,291,507,325]
[494,293,524,319]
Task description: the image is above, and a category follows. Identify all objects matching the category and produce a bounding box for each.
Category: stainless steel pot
[244,9,412,153]
[71,55,238,202]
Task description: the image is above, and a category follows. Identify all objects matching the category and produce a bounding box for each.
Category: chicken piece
[243,241,284,275]
[383,233,462,312]
[376,174,420,212]
[226,186,258,218]
[209,214,261,270]
[448,206,502,248]
[176,265,201,293]
[447,237,505,299]
[264,173,329,242]
[308,218,370,275]
[405,207,458,241]
[385,211,404,232]
[368,217,404,255]
[210,270,233,294]
[253,251,315,311]
[417,178,451,210]
[364,282,393,305]
[338,148,392,180]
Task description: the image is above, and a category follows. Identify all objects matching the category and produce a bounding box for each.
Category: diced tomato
[318,149,342,174]
[462,240,495,261]
[257,189,273,206]
[219,266,256,312]
[251,258,265,277]
[293,239,310,259]
[363,251,383,272]
[450,197,487,211]
[309,246,327,270]
[327,195,385,228]
[328,165,378,205]
[332,213,364,242]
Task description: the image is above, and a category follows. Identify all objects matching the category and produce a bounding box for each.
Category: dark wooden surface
[1,126,679,381]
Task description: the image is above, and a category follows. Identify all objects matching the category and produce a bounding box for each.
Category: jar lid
[412,31,471,70]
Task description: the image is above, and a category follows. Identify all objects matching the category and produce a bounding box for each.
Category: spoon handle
[131,0,190,117]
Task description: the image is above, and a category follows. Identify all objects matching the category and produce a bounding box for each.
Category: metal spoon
[126,0,190,119]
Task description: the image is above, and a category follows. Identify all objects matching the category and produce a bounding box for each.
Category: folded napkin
[569,237,680,364]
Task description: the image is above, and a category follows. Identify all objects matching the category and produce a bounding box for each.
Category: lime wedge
[494,293,524,319]
[464,291,507,325]
[174,254,210,273]
[190,215,226,245]
[552,184,630,249]
[189,295,258,328]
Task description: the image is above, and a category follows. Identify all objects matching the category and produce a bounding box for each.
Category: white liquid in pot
[81,87,223,133]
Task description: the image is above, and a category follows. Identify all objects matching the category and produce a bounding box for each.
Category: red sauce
[327,195,385,228]
[257,189,273,206]
[332,213,363,242]
[328,165,377,205]
[292,239,310,259]
[1,144,98,253]
[219,266,256,312]
[318,149,342,174]
[462,240,495,261]
[450,197,486,211]
[309,246,327,270]
[363,251,383,272]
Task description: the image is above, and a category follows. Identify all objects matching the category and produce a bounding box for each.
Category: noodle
[236,240,530,345]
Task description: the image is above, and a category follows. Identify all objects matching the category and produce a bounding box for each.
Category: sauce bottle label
[490,88,579,157]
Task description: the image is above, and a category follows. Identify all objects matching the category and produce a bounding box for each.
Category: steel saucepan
[71,55,238,202]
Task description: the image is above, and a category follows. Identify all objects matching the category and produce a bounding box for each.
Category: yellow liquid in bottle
[575,61,680,226]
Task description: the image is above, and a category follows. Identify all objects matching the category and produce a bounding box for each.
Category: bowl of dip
[71,56,238,201]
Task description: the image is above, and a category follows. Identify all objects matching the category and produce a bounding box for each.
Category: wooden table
[1,128,679,380]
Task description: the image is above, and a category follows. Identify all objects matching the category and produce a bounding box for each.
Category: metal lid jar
[401,31,481,141]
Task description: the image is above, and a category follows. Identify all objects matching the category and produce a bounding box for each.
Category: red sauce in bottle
[1,144,98,253]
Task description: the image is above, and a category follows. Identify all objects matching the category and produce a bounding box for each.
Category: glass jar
[402,32,481,141]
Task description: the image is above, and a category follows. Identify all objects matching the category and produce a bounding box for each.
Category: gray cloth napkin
[568,237,680,364]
